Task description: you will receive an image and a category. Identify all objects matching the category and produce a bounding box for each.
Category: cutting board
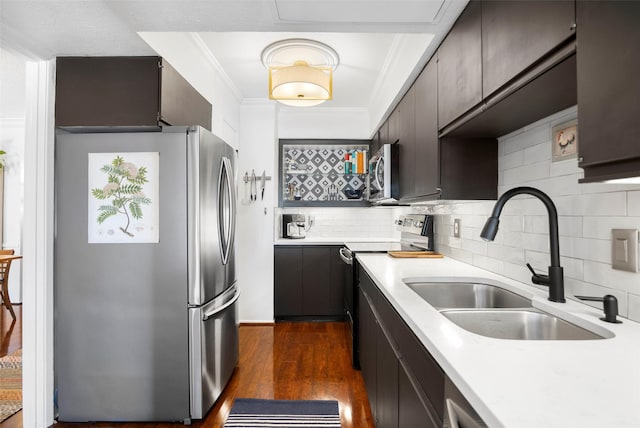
[387,251,443,258]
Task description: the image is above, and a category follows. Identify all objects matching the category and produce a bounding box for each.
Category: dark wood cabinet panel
[159,59,213,132]
[358,267,444,427]
[302,247,332,315]
[274,245,345,319]
[398,86,416,199]
[398,367,439,428]
[439,137,498,200]
[376,326,399,428]
[437,1,482,129]
[577,1,640,182]
[274,247,303,317]
[329,247,346,316]
[358,288,378,421]
[388,108,401,145]
[55,56,212,130]
[414,60,440,198]
[482,0,575,97]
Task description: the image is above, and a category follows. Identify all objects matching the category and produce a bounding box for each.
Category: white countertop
[357,253,640,428]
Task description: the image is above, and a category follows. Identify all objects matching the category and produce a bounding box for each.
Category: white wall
[278,107,370,140]
[237,100,278,322]
[0,48,27,302]
[422,106,640,322]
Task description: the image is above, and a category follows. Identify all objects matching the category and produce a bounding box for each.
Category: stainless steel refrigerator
[54,126,238,423]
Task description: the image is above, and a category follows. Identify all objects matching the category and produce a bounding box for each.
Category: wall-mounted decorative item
[552,119,578,162]
[88,152,159,243]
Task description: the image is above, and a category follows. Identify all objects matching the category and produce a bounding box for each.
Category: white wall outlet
[612,229,638,273]
[454,218,461,238]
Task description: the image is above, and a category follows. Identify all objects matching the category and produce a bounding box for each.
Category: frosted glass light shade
[269,61,332,107]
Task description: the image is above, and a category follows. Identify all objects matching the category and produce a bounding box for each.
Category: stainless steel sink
[441,309,605,340]
[404,281,532,309]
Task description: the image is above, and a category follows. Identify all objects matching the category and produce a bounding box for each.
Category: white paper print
[88,152,159,243]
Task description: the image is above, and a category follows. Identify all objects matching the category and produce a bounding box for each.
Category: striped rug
[0,349,21,422]
[224,398,341,427]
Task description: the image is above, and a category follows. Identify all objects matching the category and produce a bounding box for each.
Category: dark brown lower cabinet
[274,245,345,319]
[358,267,443,427]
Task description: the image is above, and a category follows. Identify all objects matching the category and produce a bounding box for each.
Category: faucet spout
[480,187,565,303]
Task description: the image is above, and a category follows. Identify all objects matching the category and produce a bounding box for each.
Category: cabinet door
[302,247,331,316]
[398,367,439,428]
[482,0,575,97]
[414,60,439,198]
[358,288,378,422]
[577,1,640,182]
[437,1,482,129]
[398,86,417,200]
[377,327,399,428]
[388,108,400,145]
[159,59,212,131]
[274,247,303,317]
[329,247,346,316]
[55,56,160,127]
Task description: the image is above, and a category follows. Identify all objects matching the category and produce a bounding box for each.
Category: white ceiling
[0,0,468,112]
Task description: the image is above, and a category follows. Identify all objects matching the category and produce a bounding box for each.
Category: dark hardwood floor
[23,320,373,428]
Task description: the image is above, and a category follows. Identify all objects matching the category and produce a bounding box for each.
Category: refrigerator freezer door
[55,131,190,422]
[189,283,239,419]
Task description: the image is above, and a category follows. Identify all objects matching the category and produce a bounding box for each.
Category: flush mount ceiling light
[261,38,340,107]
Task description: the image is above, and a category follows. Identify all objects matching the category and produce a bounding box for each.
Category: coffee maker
[282,214,306,239]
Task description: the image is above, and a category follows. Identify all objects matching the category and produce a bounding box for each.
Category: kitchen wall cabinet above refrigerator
[55,56,212,131]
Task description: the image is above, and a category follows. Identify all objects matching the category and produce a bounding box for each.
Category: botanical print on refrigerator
[88,152,159,243]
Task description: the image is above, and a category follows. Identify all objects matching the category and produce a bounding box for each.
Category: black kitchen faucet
[480,187,566,303]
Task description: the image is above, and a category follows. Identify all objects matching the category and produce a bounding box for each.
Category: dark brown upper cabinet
[437,1,482,129]
[55,56,212,131]
[482,0,575,98]
[388,107,401,145]
[577,1,640,182]
[398,86,416,200]
[413,60,439,199]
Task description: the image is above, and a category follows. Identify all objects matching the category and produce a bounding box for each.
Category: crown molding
[189,32,244,103]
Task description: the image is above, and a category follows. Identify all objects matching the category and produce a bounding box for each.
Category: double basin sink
[403,280,608,340]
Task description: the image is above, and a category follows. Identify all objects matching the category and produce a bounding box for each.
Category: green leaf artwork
[91,155,151,237]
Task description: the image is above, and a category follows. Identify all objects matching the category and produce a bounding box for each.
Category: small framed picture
[551,119,578,162]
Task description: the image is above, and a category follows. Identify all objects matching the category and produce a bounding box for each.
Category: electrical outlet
[453,218,461,238]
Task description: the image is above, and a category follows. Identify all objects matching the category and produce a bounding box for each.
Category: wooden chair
[0,250,16,320]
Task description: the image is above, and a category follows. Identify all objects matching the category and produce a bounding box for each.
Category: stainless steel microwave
[367,143,399,204]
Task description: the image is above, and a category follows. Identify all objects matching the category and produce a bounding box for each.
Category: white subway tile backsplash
[554,192,627,216]
[582,216,640,239]
[628,293,640,323]
[472,254,504,274]
[424,107,640,321]
[523,142,551,164]
[500,150,524,171]
[503,161,550,185]
[628,191,640,216]
[584,260,640,293]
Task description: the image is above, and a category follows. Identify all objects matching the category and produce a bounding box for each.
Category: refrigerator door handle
[224,156,237,263]
[202,289,240,321]
[218,157,235,265]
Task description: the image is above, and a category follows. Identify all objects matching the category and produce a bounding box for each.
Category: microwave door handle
[374,157,384,189]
